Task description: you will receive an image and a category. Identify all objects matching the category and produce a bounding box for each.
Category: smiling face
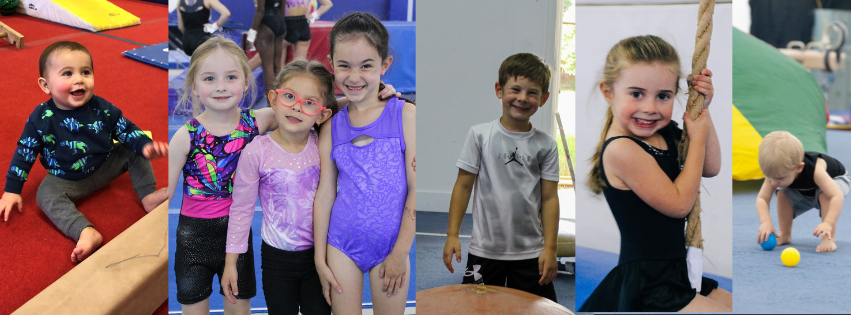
[39,50,94,110]
[496,76,549,126]
[330,36,392,104]
[269,75,331,135]
[192,49,246,112]
[603,62,678,140]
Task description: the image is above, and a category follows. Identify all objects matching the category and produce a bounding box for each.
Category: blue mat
[575,246,733,310]
[381,21,415,93]
[123,43,168,69]
[732,130,851,313]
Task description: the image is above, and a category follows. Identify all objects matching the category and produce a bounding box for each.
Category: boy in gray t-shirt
[442,53,560,301]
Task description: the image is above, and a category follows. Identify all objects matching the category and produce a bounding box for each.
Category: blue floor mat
[123,43,168,69]
[732,130,851,313]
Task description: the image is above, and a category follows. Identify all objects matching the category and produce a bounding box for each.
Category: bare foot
[72,227,103,263]
[816,237,837,252]
[141,188,167,213]
[777,234,792,246]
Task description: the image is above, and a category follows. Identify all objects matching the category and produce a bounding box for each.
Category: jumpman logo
[505,147,523,166]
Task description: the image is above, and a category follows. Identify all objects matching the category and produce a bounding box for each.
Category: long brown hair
[588,35,682,194]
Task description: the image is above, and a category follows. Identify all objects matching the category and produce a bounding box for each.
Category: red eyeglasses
[275,89,327,116]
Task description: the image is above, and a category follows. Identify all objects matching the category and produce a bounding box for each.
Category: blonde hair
[759,131,805,178]
[588,35,683,194]
[176,36,257,117]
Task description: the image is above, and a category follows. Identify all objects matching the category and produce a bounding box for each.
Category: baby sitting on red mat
[0,41,169,263]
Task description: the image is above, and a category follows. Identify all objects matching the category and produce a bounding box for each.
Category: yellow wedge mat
[732,104,765,181]
[53,0,140,31]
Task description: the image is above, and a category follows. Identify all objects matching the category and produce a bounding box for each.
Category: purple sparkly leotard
[327,97,408,272]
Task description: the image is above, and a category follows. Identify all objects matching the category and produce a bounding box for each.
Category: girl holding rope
[579,35,730,312]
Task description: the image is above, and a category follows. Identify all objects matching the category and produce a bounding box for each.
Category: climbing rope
[679,0,714,250]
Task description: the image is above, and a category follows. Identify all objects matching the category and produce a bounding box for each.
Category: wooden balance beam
[0,21,24,48]
[12,201,168,315]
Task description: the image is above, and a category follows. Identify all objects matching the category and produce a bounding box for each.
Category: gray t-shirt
[456,119,559,260]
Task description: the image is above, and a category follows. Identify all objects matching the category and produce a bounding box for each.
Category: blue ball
[761,233,777,251]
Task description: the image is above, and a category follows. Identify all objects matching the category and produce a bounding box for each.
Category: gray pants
[778,171,851,219]
[36,144,156,241]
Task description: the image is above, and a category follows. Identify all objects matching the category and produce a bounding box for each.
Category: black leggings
[261,242,330,315]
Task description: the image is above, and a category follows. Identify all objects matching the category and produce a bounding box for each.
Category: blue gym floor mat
[732,130,851,313]
[123,42,168,69]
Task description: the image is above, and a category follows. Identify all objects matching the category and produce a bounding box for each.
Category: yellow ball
[781,247,800,267]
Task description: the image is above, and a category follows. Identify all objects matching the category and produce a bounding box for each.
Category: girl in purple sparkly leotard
[313,12,417,314]
[221,60,338,315]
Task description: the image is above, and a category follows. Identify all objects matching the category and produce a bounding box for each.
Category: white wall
[417,0,562,213]
[732,0,751,33]
[574,3,733,278]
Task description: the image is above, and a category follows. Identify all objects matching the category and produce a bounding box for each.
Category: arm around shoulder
[254,108,278,135]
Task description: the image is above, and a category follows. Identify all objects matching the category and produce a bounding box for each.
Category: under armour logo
[505,147,523,166]
[464,264,484,284]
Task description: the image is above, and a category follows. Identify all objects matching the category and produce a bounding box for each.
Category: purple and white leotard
[226,132,320,253]
[327,97,408,272]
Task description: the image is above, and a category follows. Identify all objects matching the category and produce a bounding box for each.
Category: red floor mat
[0,16,168,315]
[0,15,89,52]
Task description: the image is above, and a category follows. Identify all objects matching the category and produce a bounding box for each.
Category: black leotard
[579,122,718,312]
[180,0,211,56]
[601,122,687,264]
[260,0,287,37]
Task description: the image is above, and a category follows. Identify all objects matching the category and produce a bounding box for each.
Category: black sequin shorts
[174,214,256,305]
